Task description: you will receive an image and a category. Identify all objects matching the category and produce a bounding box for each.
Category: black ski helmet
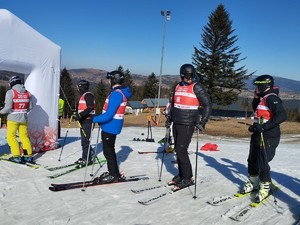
[253,75,274,93]
[180,64,196,81]
[8,76,22,88]
[106,70,125,86]
[77,80,89,91]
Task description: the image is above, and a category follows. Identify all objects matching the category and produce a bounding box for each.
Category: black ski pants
[101,130,120,178]
[247,133,280,182]
[80,118,93,161]
[172,124,195,180]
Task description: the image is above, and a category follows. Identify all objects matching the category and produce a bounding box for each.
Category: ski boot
[240,175,259,194]
[9,156,22,163]
[173,178,194,191]
[22,156,34,163]
[74,158,92,169]
[254,181,270,203]
[167,175,182,186]
[96,172,126,184]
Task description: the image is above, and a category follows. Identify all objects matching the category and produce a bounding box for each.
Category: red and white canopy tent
[0,9,61,152]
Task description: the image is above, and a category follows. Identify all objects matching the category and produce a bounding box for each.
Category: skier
[73,80,96,168]
[93,70,132,183]
[58,96,65,139]
[168,64,211,189]
[241,75,287,202]
[0,76,33,163]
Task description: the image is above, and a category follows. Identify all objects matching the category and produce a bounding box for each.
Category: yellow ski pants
[6,120,32,157]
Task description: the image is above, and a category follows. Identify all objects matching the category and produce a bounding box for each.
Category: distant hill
[1,69,299,99]
[68,69,300,99]
[244,75,300,93]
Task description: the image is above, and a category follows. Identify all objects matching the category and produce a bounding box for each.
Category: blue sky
[1,0,300,81]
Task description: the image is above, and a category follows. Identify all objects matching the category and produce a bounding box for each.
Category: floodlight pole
[156,10,171,113]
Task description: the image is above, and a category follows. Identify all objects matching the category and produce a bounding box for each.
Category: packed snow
[0,126,299,225]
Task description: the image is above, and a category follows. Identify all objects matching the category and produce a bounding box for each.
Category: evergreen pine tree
[92,80,107,114]
[0,85,7,108]
[124,69,138,100]
[143,73,159,99]
[60,68,77,117]
[192,4,253,105]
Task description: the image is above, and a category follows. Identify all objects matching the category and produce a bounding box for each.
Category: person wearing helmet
[93,70,132,183]
[241,75,287,203]
[168,64,212,190]
[74,80,96,168]
[0,76,33,163]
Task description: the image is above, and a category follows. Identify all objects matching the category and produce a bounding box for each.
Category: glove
[195,121,205,131]
[248,123,264,133]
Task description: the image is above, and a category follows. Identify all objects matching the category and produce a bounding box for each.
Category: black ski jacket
[170,81,211,127]
[252,88,287,138]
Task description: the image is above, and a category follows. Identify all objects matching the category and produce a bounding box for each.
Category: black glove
[195,121,205,131]
[248,123,264,133]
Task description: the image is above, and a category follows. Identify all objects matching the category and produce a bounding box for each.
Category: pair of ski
[207,184,280,221]
[49,174,149,192]
[46,157,107,179]
[0,154,40,169]
[132,180,202,205]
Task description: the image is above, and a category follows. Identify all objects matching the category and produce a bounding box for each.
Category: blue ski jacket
[93,85,132,134]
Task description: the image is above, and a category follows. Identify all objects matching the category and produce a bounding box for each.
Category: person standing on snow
[93,70,132,183]
[58,96,65,139]
[241,75,287,203]
[73,80,96,168]
[168,64,211,190]
[0,76,33,163]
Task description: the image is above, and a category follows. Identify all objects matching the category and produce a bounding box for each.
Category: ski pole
[77,120,87,138]
[193,128,199,199]
[259,117,268,166]
[58,115,73,161]
[89,125,102,176]
[158,126,170,182]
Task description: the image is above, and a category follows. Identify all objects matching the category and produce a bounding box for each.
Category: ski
[138,150,193,155]
[45,163,77,171]
[45,156,106,171]
[138,184,194,205]
[138,151,164,154]
[131,184,169,194]
[47,158,107,179]
[51,174,147,188]
[229,185,280,222]
[207,190,258,206]
[49,175,149,192]
[0,154,39,169]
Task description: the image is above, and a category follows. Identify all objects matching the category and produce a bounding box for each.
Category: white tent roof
[0,9,61,151]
